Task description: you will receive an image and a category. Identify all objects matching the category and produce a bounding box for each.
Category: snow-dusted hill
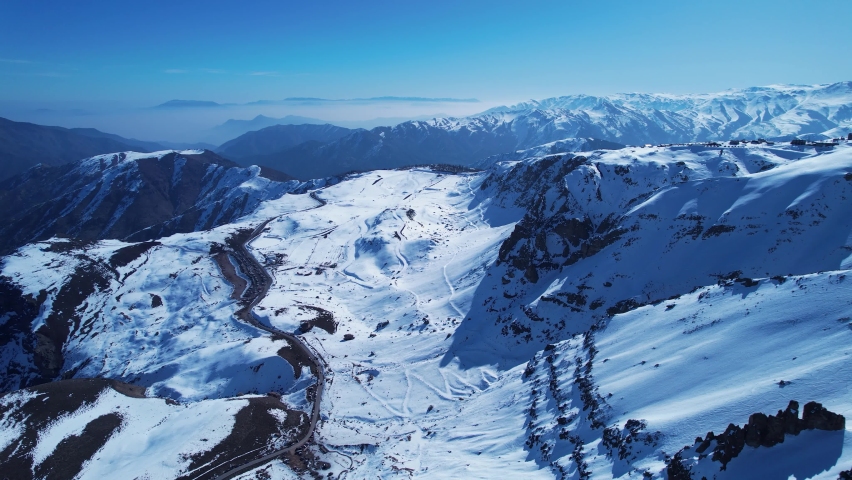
[2,141,852,479]
[0,149,334,255]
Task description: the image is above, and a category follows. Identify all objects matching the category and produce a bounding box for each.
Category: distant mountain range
[487,81,852,142]
[154,100,223,108]
[205,114,449,144]
[220,116,629,180]
[206,115,328,144]
[0,117,226,181]
[0,117,168,181]
[5,83,851,184]
[216,123,357,160]
[218,82,852,180]
[155,96,479,109]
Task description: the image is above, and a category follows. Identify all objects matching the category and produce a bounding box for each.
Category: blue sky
[2,0,850,107]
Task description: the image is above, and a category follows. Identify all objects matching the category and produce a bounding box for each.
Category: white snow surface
[467,82,852,146]
[2,142,852,478]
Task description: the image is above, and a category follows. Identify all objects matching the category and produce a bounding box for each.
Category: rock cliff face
[448,143,852,365]
[669,400,845,478]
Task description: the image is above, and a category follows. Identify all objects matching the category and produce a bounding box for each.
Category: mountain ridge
[0,149,313,255]
[0,117,167,181]
[227,82,852,180]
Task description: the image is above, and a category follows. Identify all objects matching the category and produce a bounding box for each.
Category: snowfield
[2,141,852,478]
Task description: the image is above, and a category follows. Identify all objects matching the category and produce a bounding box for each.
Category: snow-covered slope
[476,137,625,168]
[2,141,852,479]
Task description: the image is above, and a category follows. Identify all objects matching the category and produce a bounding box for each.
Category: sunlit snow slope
[2,141,852,479]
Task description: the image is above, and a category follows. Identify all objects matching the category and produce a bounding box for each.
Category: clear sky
[1,0,850,143]
[2,0,850,107]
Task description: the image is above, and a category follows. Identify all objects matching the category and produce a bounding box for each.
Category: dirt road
[206,216,328,480]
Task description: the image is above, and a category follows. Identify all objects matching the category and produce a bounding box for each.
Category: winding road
[207,194,329,479]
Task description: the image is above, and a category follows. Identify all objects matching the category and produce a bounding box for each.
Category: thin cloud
[201,68,227,74]
[0,58,33,64]
[164,69,188,74]
[249,71,279,76]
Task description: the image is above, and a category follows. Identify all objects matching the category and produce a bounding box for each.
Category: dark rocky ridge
[0,116,165,181]
[216,123,356,160]
[668,400,846,478]
[233,120,617,181]
[0,150,295,254]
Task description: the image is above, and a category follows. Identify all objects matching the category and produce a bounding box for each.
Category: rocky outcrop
[671,400,845,475]
[493,155,630,285]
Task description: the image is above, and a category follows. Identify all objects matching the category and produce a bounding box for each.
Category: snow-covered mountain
[239,114,630,180]
[490,82,852,143]
[2,139,851,478]
[237,82,852,180]
[476,137,625,168]
[0,149,336,255]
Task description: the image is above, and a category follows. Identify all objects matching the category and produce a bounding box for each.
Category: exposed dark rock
[666,452,694,480]
[35,413,123,480]
[297,306,337,334]
[33,256,112,383]
[702,224,737,238]
[802,401,845,430]
[602,419,661,461]
[678,400,845,471]
[606,298,644,317]
[176,396,308,480]
[0,277,47,392]
[150,294,163,308]
[109,241,160,268]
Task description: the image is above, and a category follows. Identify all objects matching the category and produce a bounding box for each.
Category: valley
[3,2,849,477]
[2,139,851,478]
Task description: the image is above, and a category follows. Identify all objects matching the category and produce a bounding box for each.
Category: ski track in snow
[443,255,465,319]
